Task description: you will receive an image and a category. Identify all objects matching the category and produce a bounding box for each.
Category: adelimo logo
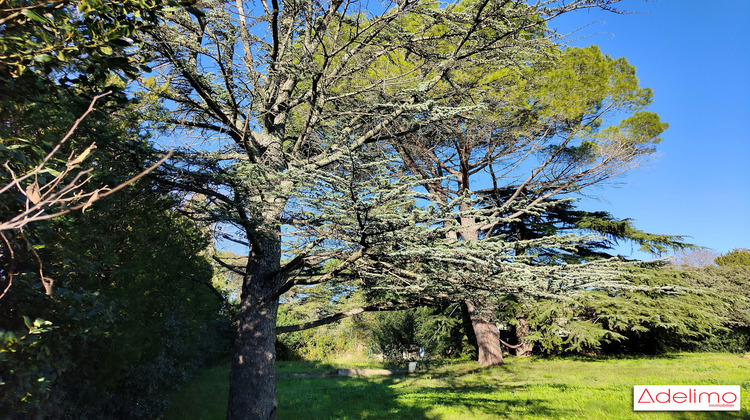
[634,385,741,411]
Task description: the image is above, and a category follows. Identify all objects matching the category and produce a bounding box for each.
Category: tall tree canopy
[141,0,651,417]
[379,42,676,363]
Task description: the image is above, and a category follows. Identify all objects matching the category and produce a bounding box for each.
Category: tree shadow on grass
[276,373,576,419]
[392,383,573,419]
[276,359,339,375]
[276,359,404,374]
[278,376,429,419]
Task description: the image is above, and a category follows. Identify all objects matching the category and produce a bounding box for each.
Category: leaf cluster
[715,248,750,268]
[0,0,188,84]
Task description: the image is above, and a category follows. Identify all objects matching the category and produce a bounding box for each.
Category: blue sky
[550,0,750,258]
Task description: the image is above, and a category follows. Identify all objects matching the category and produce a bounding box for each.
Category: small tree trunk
[227,235,282,420]
[515,317,533,357]
[465,300,503,366]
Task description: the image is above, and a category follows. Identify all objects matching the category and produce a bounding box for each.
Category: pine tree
[385,43,673,364]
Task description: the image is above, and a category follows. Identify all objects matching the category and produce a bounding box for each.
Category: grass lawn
[165,353,750,419]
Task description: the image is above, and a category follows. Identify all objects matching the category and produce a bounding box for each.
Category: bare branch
[271,248,364,300]
[0,92,111,197]
[0,151,173,231]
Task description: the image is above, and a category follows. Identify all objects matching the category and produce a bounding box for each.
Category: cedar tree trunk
[227,234,282,420]
[465,299,503,365]
[457,216,504,366]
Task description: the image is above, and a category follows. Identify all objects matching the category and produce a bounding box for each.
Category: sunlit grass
[165,353,750,419]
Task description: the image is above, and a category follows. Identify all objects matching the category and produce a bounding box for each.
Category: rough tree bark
[457,201,506,366]
[225,141,288,419]
[464,300,503,365]
[227,226,283,419]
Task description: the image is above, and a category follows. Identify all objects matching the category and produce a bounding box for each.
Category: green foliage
[59,189,228,417]
[0,23,229,414]
[0,0,185,83]
[715,248,750,267]
[0,0,187,234]
[686,265,750,328]
[0,316,55,410]
[0,185,230,418]
[373,310,420,362]
[486,197,692,261]
[0,286,119,416]
[365,24,677,363]
[506,264,735,355]
[692,328,750,354]
[610,264,750,354]
[522,299,625,355]
[572,210,690,256]
[373,307,465,363]
[277,305,374,361]
[534,45,653,121]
